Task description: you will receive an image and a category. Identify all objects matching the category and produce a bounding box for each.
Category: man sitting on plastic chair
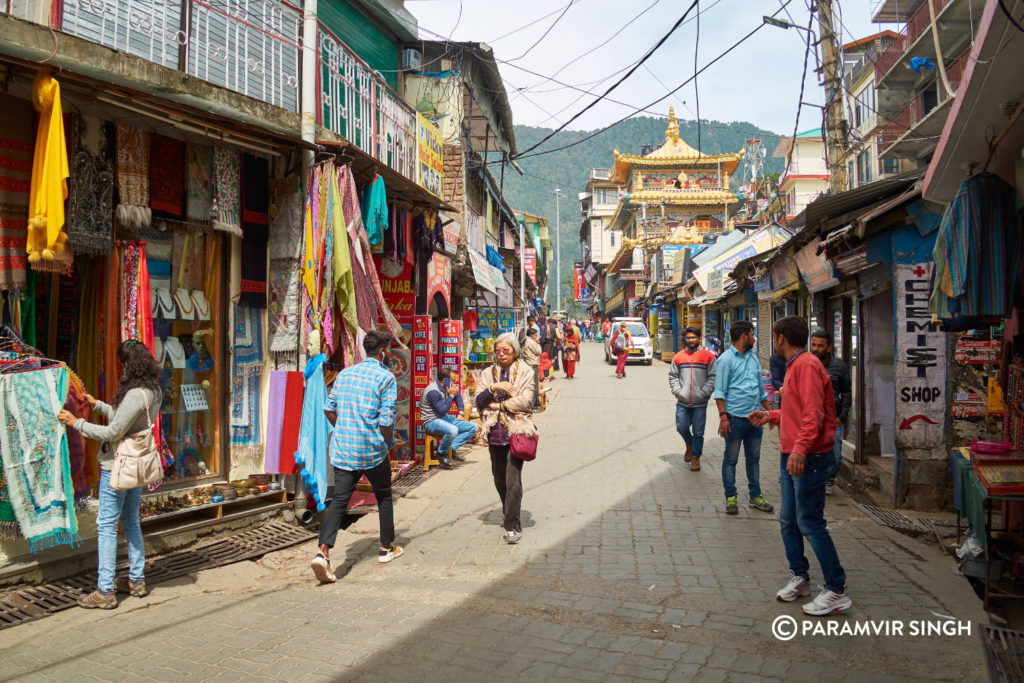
[420,367,478,470]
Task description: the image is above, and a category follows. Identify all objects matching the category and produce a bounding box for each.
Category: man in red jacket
[749,315,851,617]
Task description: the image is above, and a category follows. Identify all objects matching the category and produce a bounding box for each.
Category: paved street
[0,342,988,682]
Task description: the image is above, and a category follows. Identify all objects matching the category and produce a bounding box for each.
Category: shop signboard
[416,113,443,199]
[478,310,516,334]
[894,264,946,448]
[794,237,840,293]
[440,212,460,256]
[426,252,452,311]
[468,249,496,295]
[519,247,537,285]
[438,320,463,415]
[574,262,590,301]
[411,315,432,460]
[953,339,1001,365]
[707,270,724,298]
[375,257,415,325]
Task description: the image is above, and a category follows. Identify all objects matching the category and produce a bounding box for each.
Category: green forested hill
[500,115,784,307]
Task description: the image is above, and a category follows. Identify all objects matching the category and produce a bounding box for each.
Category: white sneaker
[310,553,336,583]
[776,574,811,602]
[803,587,853,616]
[503,529,522,544]
[825,480,835,496]
[378,544,404,563]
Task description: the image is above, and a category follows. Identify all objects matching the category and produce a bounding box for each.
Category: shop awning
[468,249,497,295]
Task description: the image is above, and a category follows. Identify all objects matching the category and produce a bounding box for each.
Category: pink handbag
[510,432,539,461]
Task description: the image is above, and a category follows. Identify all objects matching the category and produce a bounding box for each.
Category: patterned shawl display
[230,305,263,462]
[0,92,33,291]
[185,143,213,228]
[0,365,78,552]
[115,124,151,231]
[268,192,303,358]
[211,148,241,236]
[66,117,114,256]
[240,154,269,308]
[149,133,185,218]
[118,241,155,355]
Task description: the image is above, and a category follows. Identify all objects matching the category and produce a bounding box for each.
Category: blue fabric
[780,452,846,592]
[361,176,388,246]
[827,424,844,481]
[147,259,172,277]
[425,386,463,418]
[909,56,934,73]
[486,245,506,272]
[323,358,397,471]
[675,404,707,457]
[424,415,478,456]
[96,469,144,592]
[722,416,763,499]
[713,345,769,416]
[295,359,331,511]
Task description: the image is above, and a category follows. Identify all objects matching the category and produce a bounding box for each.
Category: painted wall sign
[894,263,946,448]
[375,257,415,325]
[426,252,452,310]
[953,339,1001,365]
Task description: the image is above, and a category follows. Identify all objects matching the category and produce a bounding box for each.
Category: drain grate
[855,504,931,533]
[347,466,436,514]
[982,625,1024,682]
[0,521,315,631]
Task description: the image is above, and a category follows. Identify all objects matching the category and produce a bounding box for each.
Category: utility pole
[553,188,562,313]
[817,0,848,193]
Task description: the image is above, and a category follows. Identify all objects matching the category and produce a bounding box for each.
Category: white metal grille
[61,0,184,68]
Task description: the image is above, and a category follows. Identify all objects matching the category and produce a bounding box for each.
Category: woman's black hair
[112,340,161,407]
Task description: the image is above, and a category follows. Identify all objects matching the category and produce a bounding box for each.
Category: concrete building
[773,128,830,222]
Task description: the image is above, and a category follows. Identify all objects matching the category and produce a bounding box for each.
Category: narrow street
[1,344,987,682]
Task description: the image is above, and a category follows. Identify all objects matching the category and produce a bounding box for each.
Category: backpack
[613,332,626,353]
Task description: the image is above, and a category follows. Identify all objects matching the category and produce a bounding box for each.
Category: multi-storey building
[772,128,830,222]
[578,168,623,314]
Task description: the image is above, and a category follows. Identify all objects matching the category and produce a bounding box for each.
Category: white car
[604,320,654,366]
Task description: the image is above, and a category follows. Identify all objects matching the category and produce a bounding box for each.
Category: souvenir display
[180,384,209,413]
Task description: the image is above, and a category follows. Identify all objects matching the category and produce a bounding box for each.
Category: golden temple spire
[666,107,680,144]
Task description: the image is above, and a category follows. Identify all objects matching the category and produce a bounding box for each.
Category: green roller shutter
[318,0,399,91]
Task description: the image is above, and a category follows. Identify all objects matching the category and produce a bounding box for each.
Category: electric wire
[694,0,702,159]
[506,0,579,62]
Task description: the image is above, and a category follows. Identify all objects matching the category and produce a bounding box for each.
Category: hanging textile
[230,304,263,458]
[0,92,32,291]
[414,210,444,255]
[263,370,303,475]
[360,173,388,248]
[268,192,303,360]
[65,378,92,503]
[278,370,303,474]
[118,241,155,355]
[26,68,70,266]
[240,154,269,308]
[74,259,103,488]
[295,355,329,512]
[211,147,242,236]
[115,124,151,232]
[185,143,214,229]
[149,133,185,218]
[0,448,19,539]
[0,365,79,552]
[332,166,357,335]
[66,116,114,256]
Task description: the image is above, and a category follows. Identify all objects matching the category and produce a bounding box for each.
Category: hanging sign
[794,237,840,292]
[894,263,946,448]
[416,113,444,198]
[519,247,537,285]
[411,316,433,460]
[426,252,451,311]
[375,258,415,325]
[438,320,463,415]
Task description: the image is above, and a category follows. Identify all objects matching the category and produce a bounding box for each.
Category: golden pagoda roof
[611,108,744,183]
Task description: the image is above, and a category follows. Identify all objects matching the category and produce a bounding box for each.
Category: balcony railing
[590,168,612,181]
[49,0,302,111]
[874,0,948,83]
[876,49,970,151]
[317,23,415,181]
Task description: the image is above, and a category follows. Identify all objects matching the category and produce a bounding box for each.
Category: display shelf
[140,490,287,524]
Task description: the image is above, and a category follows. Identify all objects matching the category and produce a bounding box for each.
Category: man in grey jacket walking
[668,327,717,472]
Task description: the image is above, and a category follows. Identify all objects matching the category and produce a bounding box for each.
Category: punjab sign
[894,264,946,449]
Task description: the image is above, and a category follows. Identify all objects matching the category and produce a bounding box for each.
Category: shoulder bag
[110,392,163,490]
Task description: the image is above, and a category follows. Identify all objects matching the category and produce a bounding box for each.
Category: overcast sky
[408,0,888,135]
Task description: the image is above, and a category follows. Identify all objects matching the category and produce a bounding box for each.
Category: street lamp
[553,187,562,313]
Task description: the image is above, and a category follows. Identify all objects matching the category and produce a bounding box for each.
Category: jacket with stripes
[668,347,717,406]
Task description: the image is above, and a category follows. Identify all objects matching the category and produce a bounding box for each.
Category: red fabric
[463,310,478,332]
[149,134,185,216]
[136,246,154,356]
[564,360,576,378]
[278,370,305,474]
[767,351,836,455]
[615,350,628,377]
[671,347,716,366]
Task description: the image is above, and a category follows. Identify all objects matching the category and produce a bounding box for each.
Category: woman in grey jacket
[58,340,162,609]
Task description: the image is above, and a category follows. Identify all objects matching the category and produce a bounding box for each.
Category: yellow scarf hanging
[26,68,69,263]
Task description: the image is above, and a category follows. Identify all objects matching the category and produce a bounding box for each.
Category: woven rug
[0,365,78,552]
[149,133,185,218]
[0,93,34,290]
[230,305,263,450]
[115,124,151,231]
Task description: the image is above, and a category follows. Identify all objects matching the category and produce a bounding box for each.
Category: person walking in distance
[809,331,852,495]
[668,327,717,472]
[310,331,403,584]
[541,319,557,367]
[562,323,581,379]
[522,328,544,410]
[610,321,633,379]
[712,321,774,515]
[749,316,851,616]
[420,367,478,467]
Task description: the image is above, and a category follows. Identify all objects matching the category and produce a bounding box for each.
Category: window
[595,187,619,205]
[856,149,872,187]
[848,161,855,190]
[881,158,899,175]
[609,231,616,247]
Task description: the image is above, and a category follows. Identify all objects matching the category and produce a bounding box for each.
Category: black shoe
[438,456,455,469]
[451,453,466,462]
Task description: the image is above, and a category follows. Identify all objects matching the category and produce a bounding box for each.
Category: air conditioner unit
[401,48,422,72]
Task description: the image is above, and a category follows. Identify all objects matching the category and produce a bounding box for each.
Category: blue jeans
[96,469,145,593]
[722,415,763,499]
[675,404,707,457]
[424,415,478,457]
[827,424,844,481]
[779,452,846,592]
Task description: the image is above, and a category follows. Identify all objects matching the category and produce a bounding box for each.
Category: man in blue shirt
[713,321,774,516]
[311,331,402,584]
[421,367,478,468]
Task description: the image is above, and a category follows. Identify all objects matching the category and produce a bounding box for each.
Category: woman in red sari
[562,324,581,379]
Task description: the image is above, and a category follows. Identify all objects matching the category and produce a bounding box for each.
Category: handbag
[510,432,539,461]
[110,392,163,490]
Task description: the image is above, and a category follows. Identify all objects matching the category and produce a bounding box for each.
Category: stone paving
[0,341,989,681]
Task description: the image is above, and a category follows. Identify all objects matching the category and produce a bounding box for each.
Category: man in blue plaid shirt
[311,331,404,584]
